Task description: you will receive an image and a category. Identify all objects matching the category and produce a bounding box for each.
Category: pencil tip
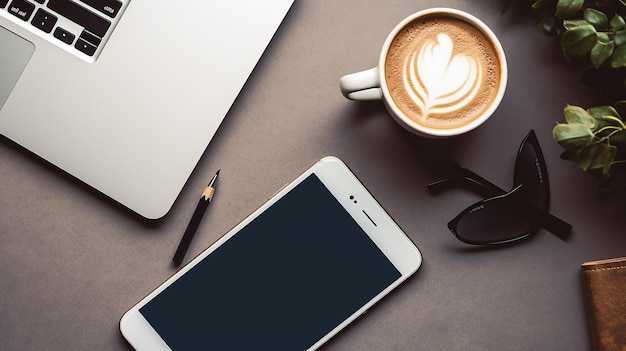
[215,169,220,176]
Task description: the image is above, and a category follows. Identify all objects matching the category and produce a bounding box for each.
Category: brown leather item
[581,257,626,351]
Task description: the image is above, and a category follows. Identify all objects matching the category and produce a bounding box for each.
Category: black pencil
[172,170,220,266]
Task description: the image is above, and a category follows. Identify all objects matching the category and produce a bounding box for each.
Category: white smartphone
[120,156,422,350]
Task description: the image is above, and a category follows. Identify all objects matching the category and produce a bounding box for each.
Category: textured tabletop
[1,1,621,350]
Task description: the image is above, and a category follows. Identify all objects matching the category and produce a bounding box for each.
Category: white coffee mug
[340,8,507,138]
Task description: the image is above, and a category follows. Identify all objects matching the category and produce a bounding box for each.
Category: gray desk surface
[1,1,623,350]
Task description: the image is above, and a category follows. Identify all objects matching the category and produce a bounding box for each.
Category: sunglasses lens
[449,131,550,244]
[451,194,534,244]
[514,132,549,209]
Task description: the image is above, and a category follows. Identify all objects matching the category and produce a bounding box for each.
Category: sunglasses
[427,130,572,245]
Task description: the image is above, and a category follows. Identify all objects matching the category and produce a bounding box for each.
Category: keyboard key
[0,0,9,8]
[77,0,122,19]
[32,9,58,33]
[54,27,75,44]
[79,30,101,46]
[7,0,35,21]
[75,38,96,56]
[47,0,111,37]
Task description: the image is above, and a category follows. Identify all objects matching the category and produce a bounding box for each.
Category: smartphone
[120,156,422,350]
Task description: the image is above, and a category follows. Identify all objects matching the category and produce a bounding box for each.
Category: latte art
[385,16,502,129]
[406,33,481,121]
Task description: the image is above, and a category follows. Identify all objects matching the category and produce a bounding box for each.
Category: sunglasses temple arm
[427,176,504,197]
[513,200,572,240]
[428,161,504,196]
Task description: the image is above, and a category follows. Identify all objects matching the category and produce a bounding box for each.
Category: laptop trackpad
[0,26,34,111]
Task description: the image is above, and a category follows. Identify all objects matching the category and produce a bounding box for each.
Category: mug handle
[339,67,382,101]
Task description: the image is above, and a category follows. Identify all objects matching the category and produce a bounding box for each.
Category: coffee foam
[385,16,501,129]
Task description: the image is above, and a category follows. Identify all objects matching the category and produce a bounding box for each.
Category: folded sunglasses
[427,130,572,245]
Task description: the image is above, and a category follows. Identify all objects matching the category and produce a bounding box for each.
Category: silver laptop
[0,0,294,219]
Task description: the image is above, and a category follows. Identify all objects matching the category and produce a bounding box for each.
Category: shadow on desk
[0,134,166,227]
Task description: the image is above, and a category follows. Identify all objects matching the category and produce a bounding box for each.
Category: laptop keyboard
[0,0,127,62]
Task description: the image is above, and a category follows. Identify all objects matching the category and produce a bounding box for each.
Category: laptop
[0,0,294,219]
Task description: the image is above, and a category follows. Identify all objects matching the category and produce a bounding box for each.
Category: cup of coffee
[340,8,507,138]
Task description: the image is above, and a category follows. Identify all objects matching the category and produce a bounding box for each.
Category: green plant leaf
[587,105,620,118]
[591,33,615,67]
[611,43,626,67]
[561,24,598,59]
[610,130,626,144]
[553,123,595,150]
[598,144,617,176]
[563,19,591,30]
[564,105,597,127]
[587,105,621,128]
[610,15,626,31]
[579,143,603,171]
[567,143,616,175]
[615,30,626,45]
[584,8,609,30]
[557,0,584,18]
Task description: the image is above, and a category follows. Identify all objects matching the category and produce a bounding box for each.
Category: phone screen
[139,174,402,350]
